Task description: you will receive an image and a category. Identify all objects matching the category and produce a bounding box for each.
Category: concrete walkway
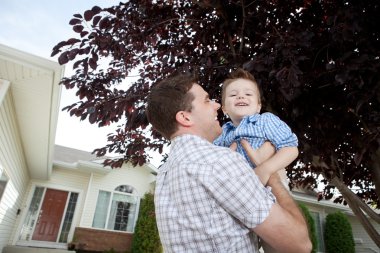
[2,246,72,253]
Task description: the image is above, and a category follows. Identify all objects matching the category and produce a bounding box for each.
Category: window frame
[92,185,140,233]
[310,210,325,253]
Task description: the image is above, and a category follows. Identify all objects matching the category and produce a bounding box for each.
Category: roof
[53,144,158,175]
[0,44,64,179]
[54,145,104,163]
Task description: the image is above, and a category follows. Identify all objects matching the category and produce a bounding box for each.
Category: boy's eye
[229,94,236,97]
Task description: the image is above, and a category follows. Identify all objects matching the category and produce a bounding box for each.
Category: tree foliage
[325,211,355,253]
[52,0,380,245]
[131,193,161,253]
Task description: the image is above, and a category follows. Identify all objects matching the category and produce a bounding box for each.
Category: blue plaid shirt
[214,112,298,168]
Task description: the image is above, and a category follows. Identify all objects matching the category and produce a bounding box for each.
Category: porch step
[2,246,72,253]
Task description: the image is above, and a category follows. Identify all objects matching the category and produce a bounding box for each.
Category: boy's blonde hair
[221,68,261,106]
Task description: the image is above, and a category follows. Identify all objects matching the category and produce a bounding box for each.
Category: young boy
[214,68,299,188]
[214,69,299,253]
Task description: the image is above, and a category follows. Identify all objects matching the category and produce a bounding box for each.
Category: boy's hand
[241,140,275,166]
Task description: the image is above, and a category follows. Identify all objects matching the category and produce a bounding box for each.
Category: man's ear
[175,111,193,127]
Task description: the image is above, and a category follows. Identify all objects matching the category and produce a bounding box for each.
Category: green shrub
[325,211,355,253]
[131,192,162,253]
[299,204,318,253]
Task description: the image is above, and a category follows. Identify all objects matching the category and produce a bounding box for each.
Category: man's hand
[229,142,237,151]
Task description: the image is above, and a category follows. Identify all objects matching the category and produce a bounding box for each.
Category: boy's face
[223,78,261,126]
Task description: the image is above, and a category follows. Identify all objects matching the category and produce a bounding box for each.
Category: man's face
[223,78,261,126]
[188,84,222,142]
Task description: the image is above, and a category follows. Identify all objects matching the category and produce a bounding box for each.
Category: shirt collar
[224,113,260,130]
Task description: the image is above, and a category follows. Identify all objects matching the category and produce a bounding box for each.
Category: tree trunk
[330,176,380,248]
[370,148,380,201]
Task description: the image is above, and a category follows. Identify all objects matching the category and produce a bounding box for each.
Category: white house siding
[0,91,30,251]
[347,215,380,253]
[80,165,155,228]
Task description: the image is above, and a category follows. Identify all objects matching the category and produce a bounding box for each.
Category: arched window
[92,184,140,233]
[115,185,136,194]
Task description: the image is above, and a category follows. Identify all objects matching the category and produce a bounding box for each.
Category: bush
[131,192,162,253]
[299,204,318,253]
[325,211,355,253]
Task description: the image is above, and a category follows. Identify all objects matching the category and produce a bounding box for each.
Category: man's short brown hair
[146,73,197,139]
[221,68,261,106]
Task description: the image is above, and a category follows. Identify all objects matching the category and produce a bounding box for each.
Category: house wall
[297,199,380,253]
[72,227,133,253]
[0,89,30,251]
[80,164,155,228]
[347,215,380,253]
[10,166,91,246]
[72,164,155,252]
[30,167,90,240]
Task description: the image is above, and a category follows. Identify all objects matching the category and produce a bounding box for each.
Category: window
[0,168,8,201]
[310,211,325,252]
[92,185,139,232]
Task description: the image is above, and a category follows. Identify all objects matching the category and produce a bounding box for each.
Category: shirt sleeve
[261,112,298,150]
[202,151,275,228]
[213,124,230,147]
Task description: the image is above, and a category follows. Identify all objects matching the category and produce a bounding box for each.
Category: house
[0,44,156,253]
[293,188,380,253]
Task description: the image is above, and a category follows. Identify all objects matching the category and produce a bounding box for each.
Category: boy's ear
[175,111,193,127]
[257,102,262,113]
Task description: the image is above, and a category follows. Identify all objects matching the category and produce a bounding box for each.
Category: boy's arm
[256,146,298,185]
[243,140,298,185]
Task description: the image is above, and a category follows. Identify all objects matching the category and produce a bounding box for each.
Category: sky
[0,0,164,164]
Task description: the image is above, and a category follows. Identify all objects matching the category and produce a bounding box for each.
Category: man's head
[221,68,262,126]
[146,73,221,141]
[146,73,196,139]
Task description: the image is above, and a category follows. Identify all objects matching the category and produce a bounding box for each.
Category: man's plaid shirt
[155,134,275,253]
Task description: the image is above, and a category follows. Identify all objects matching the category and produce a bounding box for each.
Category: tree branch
[239,0,246,55]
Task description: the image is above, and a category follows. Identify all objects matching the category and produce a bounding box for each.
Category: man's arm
[241,140,312,253]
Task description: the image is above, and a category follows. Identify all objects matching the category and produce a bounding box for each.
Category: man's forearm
[268,175,306,223]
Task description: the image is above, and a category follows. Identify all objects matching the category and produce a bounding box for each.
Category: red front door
[32,188,68,242]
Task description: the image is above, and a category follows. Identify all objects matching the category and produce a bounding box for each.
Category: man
[146,73,311,253]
